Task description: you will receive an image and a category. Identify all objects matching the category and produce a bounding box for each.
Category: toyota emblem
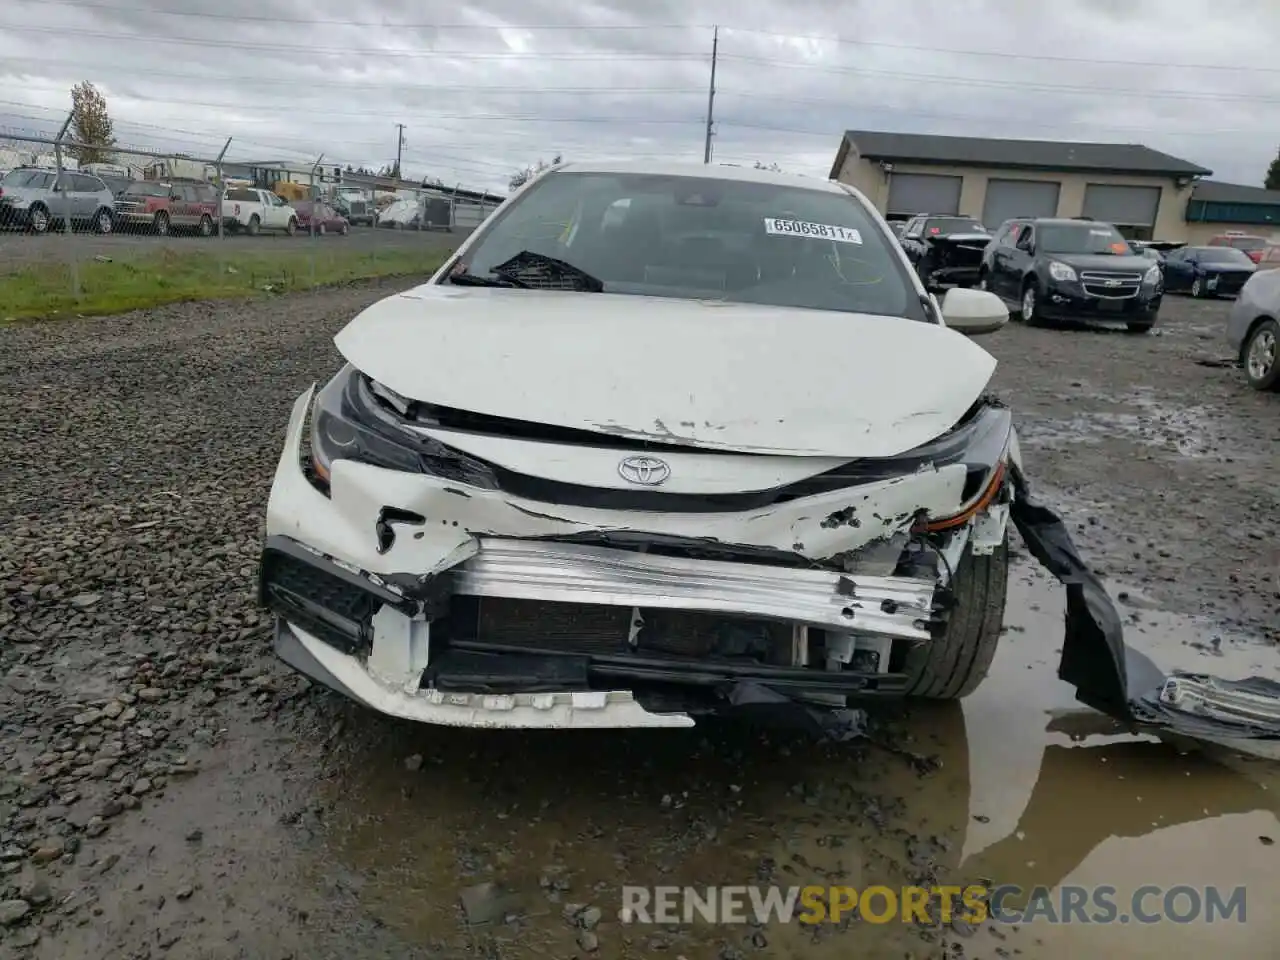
[618,456,671,486]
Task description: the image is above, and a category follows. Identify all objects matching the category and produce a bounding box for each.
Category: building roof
[830,130,1213,179]
[1190,179,1280,206]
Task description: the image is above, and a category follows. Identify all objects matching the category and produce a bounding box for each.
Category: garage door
[1081,184,1162,227]
[981,179,1060,229]
[886,173,962,217]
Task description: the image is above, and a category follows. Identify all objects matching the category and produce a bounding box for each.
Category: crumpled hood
[333,285,998,458]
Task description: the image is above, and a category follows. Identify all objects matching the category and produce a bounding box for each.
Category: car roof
[552,159,849,194]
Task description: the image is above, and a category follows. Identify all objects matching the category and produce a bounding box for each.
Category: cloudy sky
[0,0,1274,195]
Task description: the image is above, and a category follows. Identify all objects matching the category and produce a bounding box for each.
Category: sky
[0,0,1275,196]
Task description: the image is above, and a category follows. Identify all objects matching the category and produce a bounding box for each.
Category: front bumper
[258,386,977,728]
[1040,280,1161,322]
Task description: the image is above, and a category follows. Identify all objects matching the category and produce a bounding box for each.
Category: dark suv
[978,217,1163,333]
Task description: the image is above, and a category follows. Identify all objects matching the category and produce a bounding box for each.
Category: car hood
[332,286,997,458]
[1049,253,1153,272]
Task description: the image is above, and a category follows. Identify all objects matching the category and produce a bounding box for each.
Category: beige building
[829,130,1213,242]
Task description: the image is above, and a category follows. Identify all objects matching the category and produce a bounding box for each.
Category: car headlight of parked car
[1047,261,1077,283]
[307,367,499,492]
[1142,264,1161,286]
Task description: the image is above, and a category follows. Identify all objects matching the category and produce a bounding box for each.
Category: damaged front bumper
[259,385,995,729]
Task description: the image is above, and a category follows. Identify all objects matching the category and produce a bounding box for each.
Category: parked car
[1160,245,1256,298]
[222,186,298,235]
[897,215,991,291]
[1253,244,1280,271]
[0,168,116,234]
[1225,269,1280,390]
[1207,232,1270,264]
[294,201,350,235]
[376,195,453,231]
[250,158,1099,736]
[114,179,219,236]
[977,217,1162,333]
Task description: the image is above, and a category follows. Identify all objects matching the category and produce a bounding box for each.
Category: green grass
[0,246,449,321]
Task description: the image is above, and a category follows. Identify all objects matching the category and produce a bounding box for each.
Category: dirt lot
[1,289,1277,960]
[0,225,470,275]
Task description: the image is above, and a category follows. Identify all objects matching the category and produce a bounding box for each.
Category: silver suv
[0,168,116,234]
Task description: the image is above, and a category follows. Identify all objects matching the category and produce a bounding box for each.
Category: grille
[473,597,792,660]
[1079,271,1142,298]
[259,550,382,652]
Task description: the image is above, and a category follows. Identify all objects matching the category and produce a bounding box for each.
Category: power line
[715,55,1280,104]
[719,26,1280,75]
[0,23,709,61]
[20,1,711,32]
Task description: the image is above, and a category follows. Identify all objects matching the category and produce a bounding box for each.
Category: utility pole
[394,123,406,179]
[703,26,718,164]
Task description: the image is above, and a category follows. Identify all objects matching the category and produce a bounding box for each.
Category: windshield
[125,182,169,198]
[1223,236,1266,252]
[2,169,51,188]
[455,171,923,319]
[1197,247,1255,266]
[1039,222,1129,255]
[925,218,986,236]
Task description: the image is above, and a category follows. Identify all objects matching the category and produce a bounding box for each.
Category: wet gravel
[0,289,1277,959]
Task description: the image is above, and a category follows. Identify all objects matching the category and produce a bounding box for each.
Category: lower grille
[473,597,794,660]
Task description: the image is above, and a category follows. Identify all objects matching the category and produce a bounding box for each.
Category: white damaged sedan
[258,160,1023,730]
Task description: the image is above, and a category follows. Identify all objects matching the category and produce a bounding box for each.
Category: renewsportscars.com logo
[619,884,1248,927]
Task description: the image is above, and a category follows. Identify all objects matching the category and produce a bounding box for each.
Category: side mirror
[940,288,1008,335]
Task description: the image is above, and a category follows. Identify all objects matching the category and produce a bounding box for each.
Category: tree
[1266,146,1280,191]
[68,81,116,165]
[508,153,563,191]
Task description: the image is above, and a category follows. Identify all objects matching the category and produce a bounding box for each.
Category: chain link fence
[0,128,504,318]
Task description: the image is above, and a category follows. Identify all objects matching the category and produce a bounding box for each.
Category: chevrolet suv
[978,217,1162,333]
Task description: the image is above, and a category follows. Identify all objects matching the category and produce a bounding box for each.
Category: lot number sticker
[764,218,862,244]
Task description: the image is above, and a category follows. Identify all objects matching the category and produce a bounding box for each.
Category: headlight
[308,367,498,490]
[1143,264,1161,285]
[1047,261,1077,283]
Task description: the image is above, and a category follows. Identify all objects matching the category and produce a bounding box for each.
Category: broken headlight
[308,366,499,490]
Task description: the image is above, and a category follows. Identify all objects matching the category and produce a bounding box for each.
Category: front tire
[1020,281,1043,326]
[1243,318,1280,391]
[903,538,1009,699]
[285,217,297,237]
[153,211,170,236]
[1190,276,1205,298]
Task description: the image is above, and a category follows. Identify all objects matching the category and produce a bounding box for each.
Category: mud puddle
[298,565,1279,959]
[1015,402,1219,459]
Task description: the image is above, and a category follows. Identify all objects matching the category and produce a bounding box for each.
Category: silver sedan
[1226,268,1280,391]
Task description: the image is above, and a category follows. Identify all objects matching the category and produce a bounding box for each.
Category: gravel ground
[0,225,472,274]
[1,289,1277,960]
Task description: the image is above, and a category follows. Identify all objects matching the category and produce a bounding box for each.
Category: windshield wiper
[491,250,605,292]
[446,271,531,289]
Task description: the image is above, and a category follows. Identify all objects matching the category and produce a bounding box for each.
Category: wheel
[340,222,349,236]
[94,208,113,234]
[1190,276,1204,298]
[1125,321,1154,334]
[286,217,297,237]
[153,211,170,236]
[28,204,50,234]
[246,215,261,236]
[1020,282,1043,326]
[1243,318,1280,391]
[198,215,213,237]
[902,538,1009,699]
[318,223,326,236]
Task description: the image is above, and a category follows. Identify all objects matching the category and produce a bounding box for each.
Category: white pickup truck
[222,187,298,235]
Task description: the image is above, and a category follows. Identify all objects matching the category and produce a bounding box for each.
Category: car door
[989,222,1024,300]
[899,217,924,264]
[1162,248,1189,291]
[73,174,104,219]
[171,184,196,227]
